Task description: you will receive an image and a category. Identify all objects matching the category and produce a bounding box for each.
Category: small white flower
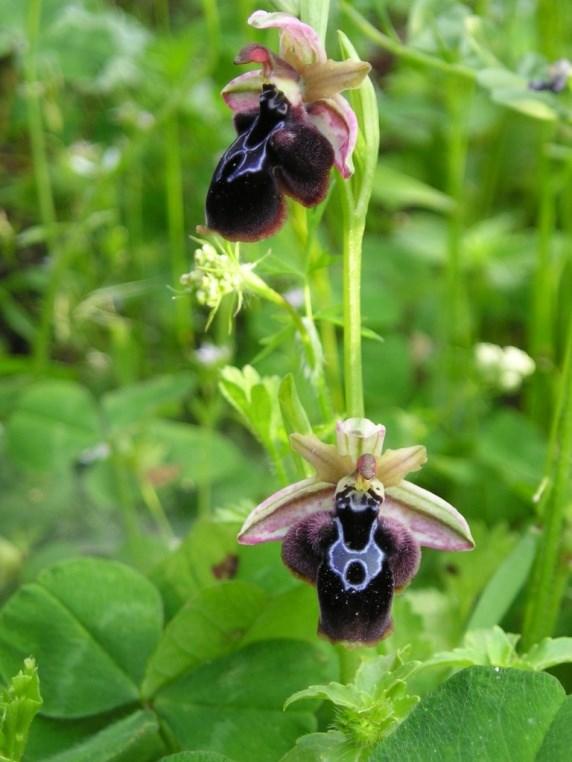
[195,342,230,367]
[503,346,536,378]
[475,342,535,392]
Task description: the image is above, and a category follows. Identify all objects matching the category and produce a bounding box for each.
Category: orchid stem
[442,79,472,407]
[337,31,379,418]
[528,128,557,425]
[341,207,365,418]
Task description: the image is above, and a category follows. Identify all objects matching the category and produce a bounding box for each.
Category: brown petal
[289,433,352,483]
[302,59,371,102]
[377,446,427,487]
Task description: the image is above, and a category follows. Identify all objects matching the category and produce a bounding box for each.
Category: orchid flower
[205,11,371,242]
[238,418,474,644]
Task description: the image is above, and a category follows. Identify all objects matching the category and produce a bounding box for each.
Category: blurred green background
[1,0,571,604]
[0,2,572,757]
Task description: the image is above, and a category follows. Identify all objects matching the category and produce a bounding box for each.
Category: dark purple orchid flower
[238,418,474,644]
[205,11,371,242]
[205,84,334,242]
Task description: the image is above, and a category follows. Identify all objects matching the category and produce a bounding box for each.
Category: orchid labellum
[238,418,474,644]
[205,11,371,242]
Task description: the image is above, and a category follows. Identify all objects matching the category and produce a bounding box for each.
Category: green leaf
[467,527,538,630]
[423,627,521,672]
[278,375,313,478]
[491,91,558,122]
[6,381,101,472]
[0,658,42,762]
[155,640,338,762]
[159,753,236,762]
[144,581,325,698]
[278,731,350,762]
[299,0,329,46]
[278,375,312,438]
[146,420,244,485]
[476,69,559,122]
[150,518,239,618]
[102,373,194,431]
[371,667,567,761]
[286,652,420,753]
[337,32,379,214]
[219,366,285,454]
[422,626,572,675]
[525,637,572,671]
[142,581,268,697]
[0,559,162,718]
[28,710,165,762]
[240,585,319,644]
[537,697,572,762]
[476,411,546,499]
[372,165,455,213]
[43,5,149,91]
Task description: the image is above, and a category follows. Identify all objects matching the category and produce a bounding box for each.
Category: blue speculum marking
[328,487,385,592]
[329,517,384,592]
[213,86,289,184]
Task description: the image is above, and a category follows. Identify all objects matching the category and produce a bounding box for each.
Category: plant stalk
[26,0,62,372]
[341,212,365,418]
[160,0,193,353]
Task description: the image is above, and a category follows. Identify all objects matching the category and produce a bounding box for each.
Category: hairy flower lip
[238,417,475,551]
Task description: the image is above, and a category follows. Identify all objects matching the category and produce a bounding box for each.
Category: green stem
[314,266,344,414]
[336,32,380,419]
[341,205,365,418]
[109,442,141,550]
[536,0,564,59]
[300,0,330,46]
[341,3,474,82]
[528,128,557,424]
[522,309,572,647]
[25,0,61,372]
[139,477,176,542]
[246,271,333,420]
[161,0,193,352]
[201,0,220,68]
[291,205,336,422]
[442,79,472,399]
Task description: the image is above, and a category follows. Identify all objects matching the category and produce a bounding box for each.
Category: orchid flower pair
[205,10,370,242]
[205,12,473,644]
[239,419,474,644]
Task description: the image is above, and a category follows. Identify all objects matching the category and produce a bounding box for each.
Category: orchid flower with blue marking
[205,11,371,242]
[239,418,474,644]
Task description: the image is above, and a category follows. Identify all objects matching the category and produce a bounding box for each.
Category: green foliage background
[0,0,571,760]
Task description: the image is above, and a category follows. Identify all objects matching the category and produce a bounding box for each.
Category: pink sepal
[222,70,264,114]
[238,478,335,544]
[383,481,475,552]
[248,10,325,68]
[306,95,357,178]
